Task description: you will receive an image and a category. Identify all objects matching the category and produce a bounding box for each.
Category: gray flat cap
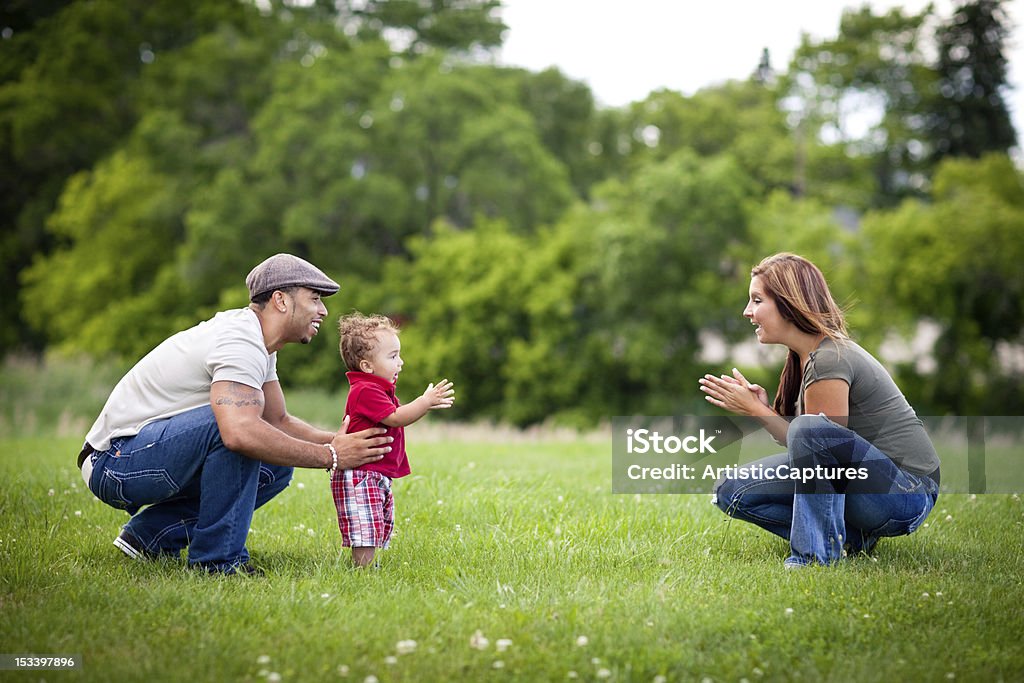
[246,253,340,300]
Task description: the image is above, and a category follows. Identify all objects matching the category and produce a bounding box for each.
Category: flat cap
[246,253,340,300]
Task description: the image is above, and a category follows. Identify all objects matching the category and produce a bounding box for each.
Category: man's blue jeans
[713,414,938,566]
[86,405,292,571]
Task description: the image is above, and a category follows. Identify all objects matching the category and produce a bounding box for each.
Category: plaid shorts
[330,469,394,548]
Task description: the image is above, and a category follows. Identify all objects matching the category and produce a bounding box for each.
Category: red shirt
[344,371,409,478]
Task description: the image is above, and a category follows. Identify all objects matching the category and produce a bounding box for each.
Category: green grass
[2,433,1023,682]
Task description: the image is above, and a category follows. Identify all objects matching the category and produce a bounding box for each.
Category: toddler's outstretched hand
[422,379,456,409]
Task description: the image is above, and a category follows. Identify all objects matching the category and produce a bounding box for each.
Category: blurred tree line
[3,0,1021,423]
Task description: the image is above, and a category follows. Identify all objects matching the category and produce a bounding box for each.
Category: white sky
[497,0,1024,149]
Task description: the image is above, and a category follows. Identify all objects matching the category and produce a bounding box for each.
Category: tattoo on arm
[214,383,265,408]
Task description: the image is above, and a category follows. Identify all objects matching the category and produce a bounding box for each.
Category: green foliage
[374,151,759,426]
[5,0,1022,425]
[20,150,186,356]
[928,0,1016,160]
[614,81,796,196]
[350,0,505,53]
[0,0,259,354]
[785,5,938,204]
[380,219,534,419]
[858,154,1024,414]
[505,67,603,196]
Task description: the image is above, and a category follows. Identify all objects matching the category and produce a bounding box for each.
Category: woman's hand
[699,367,770,416]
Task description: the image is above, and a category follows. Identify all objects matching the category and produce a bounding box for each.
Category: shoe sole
[113,534,147,560]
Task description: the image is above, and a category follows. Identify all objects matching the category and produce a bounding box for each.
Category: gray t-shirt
[85,308,278,451]
[798,337,939,476]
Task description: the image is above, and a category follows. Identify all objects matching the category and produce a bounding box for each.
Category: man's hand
[330,415,392,469]
[421,379,456,410]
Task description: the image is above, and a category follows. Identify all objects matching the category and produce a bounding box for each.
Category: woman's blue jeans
[86,405,292,572]
[713,414,939,566]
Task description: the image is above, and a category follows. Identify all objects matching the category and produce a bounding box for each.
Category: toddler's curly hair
[337,313,400,371]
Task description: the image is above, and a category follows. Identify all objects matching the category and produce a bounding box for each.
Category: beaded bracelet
[326,443,338,474]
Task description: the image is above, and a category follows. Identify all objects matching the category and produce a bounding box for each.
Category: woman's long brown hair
[751,253,849,416]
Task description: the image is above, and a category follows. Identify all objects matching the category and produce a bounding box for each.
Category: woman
[699,253,939,567]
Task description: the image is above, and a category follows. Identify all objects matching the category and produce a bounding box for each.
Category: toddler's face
[359,330,403,384]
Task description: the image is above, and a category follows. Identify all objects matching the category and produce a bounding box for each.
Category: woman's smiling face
[744,275,788,344]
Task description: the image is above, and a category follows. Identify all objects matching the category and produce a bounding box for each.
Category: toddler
[332,313,454,566]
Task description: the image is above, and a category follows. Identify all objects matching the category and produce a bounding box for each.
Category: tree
[504,150,757,424]
[501,66,603,197]
[608,81,795,198]
[927,0,1017,160]
[784,6,938,206]
[342,0,505,54]
[857,154,1024,415]
[0,0,259,353]
[17,11,327,358]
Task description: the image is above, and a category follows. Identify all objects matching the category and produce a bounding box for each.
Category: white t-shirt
[85,308,278,451]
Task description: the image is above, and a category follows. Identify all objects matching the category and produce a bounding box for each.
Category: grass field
[2,429,1023,683]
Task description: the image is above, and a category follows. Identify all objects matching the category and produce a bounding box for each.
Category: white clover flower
[337,664,349,676]
[297,482,306,489]
[267,673,282,683]
[384,656,397,665]
[945,515,953,522]
[575,635,589,647]
[74,510,82,517]
[307,528,315,537]
[364,676,379,683]
[257,655,271,665]
[470,630,489,650]
[495,639,512,653]
[784,608,794,616]
[567,672,578,679]
[654,676,668,683]
[922,592,930,598]
[492,661,505,669]
[596,668,611,679]
[396,640,417,655]
[48,489,55,496]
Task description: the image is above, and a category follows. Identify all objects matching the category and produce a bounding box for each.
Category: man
[78,253,392,574]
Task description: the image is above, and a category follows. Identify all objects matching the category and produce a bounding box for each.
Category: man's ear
[273,290,289,313]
